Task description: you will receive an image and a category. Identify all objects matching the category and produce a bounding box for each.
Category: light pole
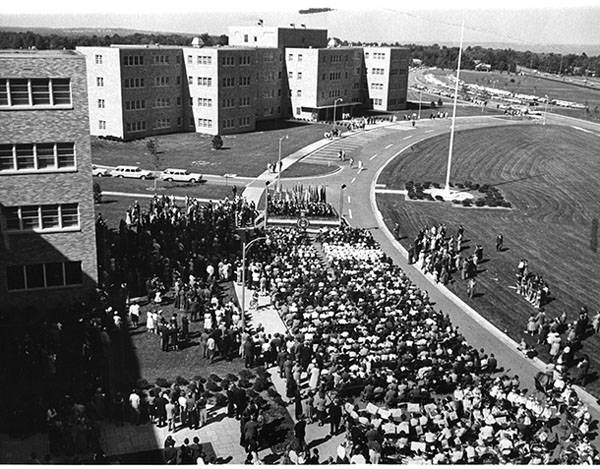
[543,95,549,126]
[333,98,343,129]
[338,184,347,224]
[263,181,270,229]
[277,135,288,192]
[240,235,270,330]
[418,89,422,119]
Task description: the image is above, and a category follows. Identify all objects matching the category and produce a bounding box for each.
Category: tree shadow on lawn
[255,120,312,132]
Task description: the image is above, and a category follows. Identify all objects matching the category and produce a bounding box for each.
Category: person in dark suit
[189,436,202,462]
[163,435,177,464]
[155,394,167,427]
[328,398,343,436]
[160,323,169,352]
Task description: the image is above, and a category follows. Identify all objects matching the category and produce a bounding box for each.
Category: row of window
[153,55,170,65]
[124,55,144,66]
[126,121,146,132]
[188,55,212,65]
[125,99,146,110]
[154,118,171,129]
[197,98,212,107]
[222,57,235,66]
[371,83,385,90]
[221,76,251,87]
[123,77,144,88]
[366,52,386,60]
[288,53,303,62]
[154,76,170,87]
[4,203,79,232]
[372,98,384,106]
[7,261,82,291]
[154,97,171,108]
[197,118,213,128]
[0,143,75,172]
[371,68,385,75]
[262,89,280,99]
[0,78,71,107]
[195,77,212,87]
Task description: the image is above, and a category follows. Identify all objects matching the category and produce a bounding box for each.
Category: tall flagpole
[444,17,465,193]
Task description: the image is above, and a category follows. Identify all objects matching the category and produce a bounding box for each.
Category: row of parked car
[92,165,203,183]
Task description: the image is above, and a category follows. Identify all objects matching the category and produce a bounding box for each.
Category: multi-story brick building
[0,49,98,315]
[77,26,409,139]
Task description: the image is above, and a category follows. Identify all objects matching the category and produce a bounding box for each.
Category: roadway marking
[571,125,593,134]
[351,177,357,184]
[348,208,353,219]
[403,135,412,140]
[369,154,378,160]
[385,143,393,149]
[347,196,351,203]
[425,129,434,133]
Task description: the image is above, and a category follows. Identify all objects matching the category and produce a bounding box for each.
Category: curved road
[273,112,600,427]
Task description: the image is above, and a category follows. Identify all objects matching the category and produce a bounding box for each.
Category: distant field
[91,121,329,178]
[377,124,600,394]
[432,68,600,121]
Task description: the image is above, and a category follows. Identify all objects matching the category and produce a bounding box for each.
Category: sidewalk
[242,121,396,206]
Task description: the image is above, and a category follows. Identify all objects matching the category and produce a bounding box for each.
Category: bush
[220,379,231,390]
[193,375,204,382]
[423,181,432,189]
[405,182,413,190]
[456,183,464,189]
[155,377,170,388]
[487,200,498,207]
[211,134,223,150]
[226,373,238,382]
[475,199,485,207]
[209,374,222,382]
[175,376,189,386]
[502,201,512,208]
[452,199,461,204]
[432,182,441,189]
[253,377,269,393]
[462,199,472,207]
[434,195,444,202]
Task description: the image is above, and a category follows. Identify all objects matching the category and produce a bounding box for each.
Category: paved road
[274,112,600,430]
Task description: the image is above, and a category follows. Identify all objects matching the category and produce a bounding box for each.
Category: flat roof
[110,44,184,50]
[0,49,82,58]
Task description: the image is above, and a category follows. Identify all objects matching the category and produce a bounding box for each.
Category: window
[222,56,235,66]
[239,55,251,65]
[154,97,170,108]
[95,54,103,64]
[187,55,193,64]
[223,118,235,129]
[244,34,248,43]
[57,143,75,168]
[15,144,34,170]
[197,77,212,87]
[123,78,144,88]
[99,120,106,130]
[239,96,250,107]
[222,77,235,87]
[154,118,171,129]
[3,203,80,232]
[298,54,303,62]
[31,79,51,105]
[98,99,105,108]
[96,77,104,87]
[296,107,301,115]
[188,76,193,85]
[239,76,250,87]
[288,53,293,61]
[10,79,29,105]
[36,143,55,169]
[296,90,302,97]
[6,261,83,291]
[176,75,181,85]
[288,72,293,79]
[297,72,302,80]
[154,76,170,87]
[153,55,169,64]
[223,98,235,108]
[196,55,212,65]
[124,55,144,66]
[126,121,146,132]
[0,78,71,107]
[197,118,213,128]
[365,52,370,59]
[238,116,251,127]
[197,98,212,107]
[125,100,146,110]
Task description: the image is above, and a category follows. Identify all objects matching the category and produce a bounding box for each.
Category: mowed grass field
[433,68,600,121]
[377,124,600,393]
[91,122,330,178]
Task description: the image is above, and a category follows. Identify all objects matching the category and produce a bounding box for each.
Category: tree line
[0,31,228,50]
[2,29,599,77]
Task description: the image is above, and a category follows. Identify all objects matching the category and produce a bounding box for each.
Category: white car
[92,164,110,177]
[159,168,203,183]
[110,165,153,179]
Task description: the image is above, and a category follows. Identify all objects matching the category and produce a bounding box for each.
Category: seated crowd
[267,185,335,219]
[241,225,598,464]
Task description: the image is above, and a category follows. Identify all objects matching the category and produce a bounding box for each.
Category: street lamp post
[240,236,270,330]
[338,184,347,225]
[543,95,549,126]
[276,135,288,192]
[333,98,343,129]
[418,89,422,120]
[263,181,270,230]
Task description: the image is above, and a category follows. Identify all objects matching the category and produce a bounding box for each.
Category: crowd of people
[516,259,551,309]
[407,225,484,289]
[241,225,598,464]
[267,185,336,219]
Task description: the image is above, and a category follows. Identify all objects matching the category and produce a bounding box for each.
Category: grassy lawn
[281,161,341,178]
[377,124,600,394]
[91,121,330,178]
[95,176,237,199]
[432,68,600,122]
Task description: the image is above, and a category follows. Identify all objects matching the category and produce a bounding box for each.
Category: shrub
[253,377,269,392]
[456,183,464,189]
[209,374,222,382]
[155,377,170,388]
[220,379,231,390]
[462,199,472,207]
[424,194,434,201]
[226,373,238,382]
[475,199,485,207]
[434,195,444,202]
[175,376,189,386]
[405,181,414,190]
[423,181,432,189]
[502,201,512,208]
[416,193,424,200]
[471,183,480,191]
[211,134,223,150]
[487,200,498,207]
[193,375,204,382]
[432,182,441,189]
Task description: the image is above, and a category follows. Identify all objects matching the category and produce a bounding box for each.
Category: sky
[2,0,600,53]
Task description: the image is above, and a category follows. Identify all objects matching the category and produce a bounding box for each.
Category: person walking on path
[467,277,477,299]
[496,233,504,251]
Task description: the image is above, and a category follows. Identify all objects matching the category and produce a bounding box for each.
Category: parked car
[92,164,110,177]
[110,165,153,179]
[159,168,203,183]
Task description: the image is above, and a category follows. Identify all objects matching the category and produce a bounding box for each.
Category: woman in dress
[146,309,155,333]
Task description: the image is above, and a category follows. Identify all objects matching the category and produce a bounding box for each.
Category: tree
[212,135,223,150]
[146,138,160,191]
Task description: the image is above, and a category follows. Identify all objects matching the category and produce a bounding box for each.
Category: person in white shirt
[129,390,141,424]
